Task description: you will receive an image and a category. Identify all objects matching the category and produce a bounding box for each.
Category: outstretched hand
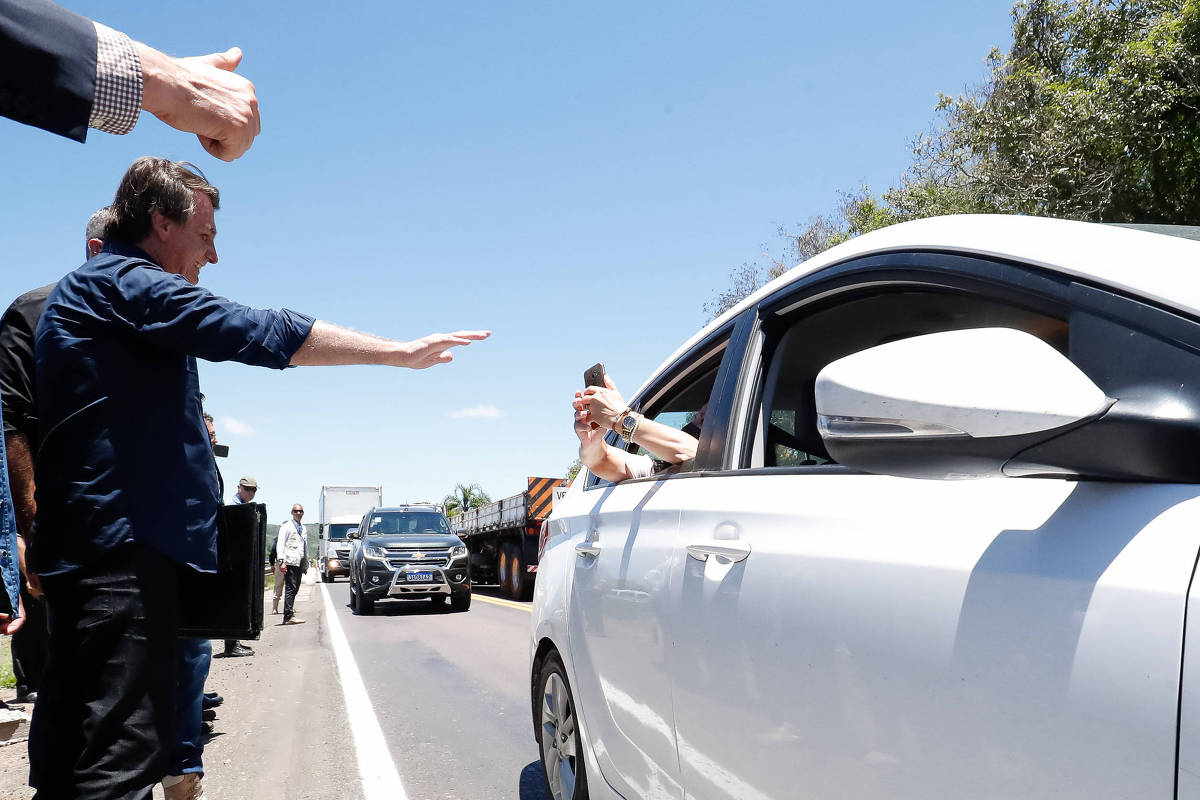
[138,44,262,161]
[400,331,491,369]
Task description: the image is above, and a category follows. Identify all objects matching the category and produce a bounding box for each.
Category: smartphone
[212,444,230,458]
[583,362,605,389]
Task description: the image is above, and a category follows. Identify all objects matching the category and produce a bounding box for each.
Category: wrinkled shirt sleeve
[108,265,314,367]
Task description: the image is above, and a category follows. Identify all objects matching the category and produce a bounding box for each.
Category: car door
[567,333,732,800]
[668,255,1200,800]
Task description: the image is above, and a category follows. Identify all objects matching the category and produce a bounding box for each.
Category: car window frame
[582,317,748,489]
[728,251,1082,474]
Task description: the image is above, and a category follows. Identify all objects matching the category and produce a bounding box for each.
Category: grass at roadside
[0,636,14,689]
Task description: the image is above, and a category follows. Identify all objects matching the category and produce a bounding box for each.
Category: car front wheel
[537,652,588,800]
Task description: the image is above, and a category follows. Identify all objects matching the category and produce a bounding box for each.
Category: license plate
[406,572,434,582]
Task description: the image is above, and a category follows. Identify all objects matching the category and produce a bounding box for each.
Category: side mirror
[347,529,361,540]
[814,328,1112,479]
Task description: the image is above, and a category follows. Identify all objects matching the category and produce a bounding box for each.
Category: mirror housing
[347,528,362,540]
[815,328,1113,479]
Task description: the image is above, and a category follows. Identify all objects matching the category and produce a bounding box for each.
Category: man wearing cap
[29,156,488,799]
[231,477,269,637]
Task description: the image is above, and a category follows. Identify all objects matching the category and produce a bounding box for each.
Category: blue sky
[1,1,1013,519]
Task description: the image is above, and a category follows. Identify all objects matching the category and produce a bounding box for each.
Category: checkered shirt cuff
[87,22,142,135]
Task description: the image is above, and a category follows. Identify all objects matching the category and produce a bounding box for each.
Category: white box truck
[318,485,382,582]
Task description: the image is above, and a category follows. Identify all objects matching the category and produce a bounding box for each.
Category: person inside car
[573,372,700,482]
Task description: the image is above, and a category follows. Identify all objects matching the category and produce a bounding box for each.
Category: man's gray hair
[84,207,116,258]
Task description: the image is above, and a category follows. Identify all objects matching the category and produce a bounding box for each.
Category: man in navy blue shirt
[29,156,488,800]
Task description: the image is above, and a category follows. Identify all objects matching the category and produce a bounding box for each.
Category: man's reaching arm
[288,321,490,368]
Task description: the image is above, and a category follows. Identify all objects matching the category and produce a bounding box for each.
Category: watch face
[621,414,637,433]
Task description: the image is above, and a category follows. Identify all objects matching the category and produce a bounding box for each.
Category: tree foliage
[442,482,491,517]
[903,0,1200,222]
[707,0,1200,318]
[566,458,583,482]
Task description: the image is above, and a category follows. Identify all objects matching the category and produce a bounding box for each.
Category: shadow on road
[365,599,456,617]
[519,760,550,799]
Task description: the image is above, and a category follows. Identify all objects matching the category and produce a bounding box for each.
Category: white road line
[320,583,409,800]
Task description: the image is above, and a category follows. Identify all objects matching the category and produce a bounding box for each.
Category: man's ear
[148,210,173,241]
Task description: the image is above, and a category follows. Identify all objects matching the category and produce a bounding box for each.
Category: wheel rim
[541,671,578,800]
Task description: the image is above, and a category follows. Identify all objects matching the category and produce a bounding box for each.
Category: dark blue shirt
[32,241,315,577]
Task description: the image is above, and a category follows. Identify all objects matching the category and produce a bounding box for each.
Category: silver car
[530,215,1200,800]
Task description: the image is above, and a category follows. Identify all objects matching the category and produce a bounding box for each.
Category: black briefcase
[178,501,266,640]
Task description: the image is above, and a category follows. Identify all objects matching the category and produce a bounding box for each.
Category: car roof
[640,214,1200,397]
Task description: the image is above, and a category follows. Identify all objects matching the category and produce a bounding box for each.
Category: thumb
[603,373,616,391]
[198,46,243,72]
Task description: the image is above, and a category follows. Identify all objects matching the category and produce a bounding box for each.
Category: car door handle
[575,542,601,557]
[686,540,751,563]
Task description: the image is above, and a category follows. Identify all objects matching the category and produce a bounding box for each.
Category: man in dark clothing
[0,209,112,704]
[29,156,488,800]
[0,284,52,704]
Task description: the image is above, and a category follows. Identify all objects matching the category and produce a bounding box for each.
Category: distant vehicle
[531,216,1200,800]
[449,477,566,600]
[348,504,471,615]
[317,485,381,582]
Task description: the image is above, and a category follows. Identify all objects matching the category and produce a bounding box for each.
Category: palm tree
[443,482,491,517]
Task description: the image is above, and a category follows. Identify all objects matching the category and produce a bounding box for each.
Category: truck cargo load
[318,485,382,582]
[448,477,566,600]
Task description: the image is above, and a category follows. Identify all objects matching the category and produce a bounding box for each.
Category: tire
[511,547,531,601]
[451,591,471,612]
[358,591,375,616]
[349,578,359,612]
[497,547,511,593]
[321,569,333,583]
[536,652,589,800]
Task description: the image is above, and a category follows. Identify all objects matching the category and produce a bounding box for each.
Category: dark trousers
[168,638,210,776]
[282,564,301,622]
[12,581,47,695]
[29,545,179,800]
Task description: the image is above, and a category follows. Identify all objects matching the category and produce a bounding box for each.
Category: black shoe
[202,708,217,722]
[202,692,224,709]
[13,690,37,704]
[223,643,254,657]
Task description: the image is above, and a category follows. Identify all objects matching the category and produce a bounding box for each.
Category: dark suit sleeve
[0,0,97,142]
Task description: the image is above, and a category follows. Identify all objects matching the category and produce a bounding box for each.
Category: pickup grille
[386,548,451,569]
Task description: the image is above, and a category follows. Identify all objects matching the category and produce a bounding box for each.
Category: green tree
[703,188,897,320]
[442,483,491,517]
[900,0,1200,223]
[566,458,583,482]
[708,0,1200,316]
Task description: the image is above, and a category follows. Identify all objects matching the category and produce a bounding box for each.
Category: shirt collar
[101,239,160,267]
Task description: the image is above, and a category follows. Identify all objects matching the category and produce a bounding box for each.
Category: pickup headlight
[365,544,389,560]
[450,545,468,559]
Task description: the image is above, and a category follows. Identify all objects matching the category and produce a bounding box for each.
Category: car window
[584,334,729,488]
[752,287,1068,469]
[367,512,450,534]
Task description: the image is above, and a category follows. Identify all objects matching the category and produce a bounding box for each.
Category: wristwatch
[618,411,641,444]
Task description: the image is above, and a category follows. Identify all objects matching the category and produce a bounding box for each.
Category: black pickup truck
[347,504,472,615]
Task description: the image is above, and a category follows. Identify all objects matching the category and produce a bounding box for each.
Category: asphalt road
[324,581,551,800]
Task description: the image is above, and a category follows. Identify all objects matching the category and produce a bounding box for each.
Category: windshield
[366,512,450,536]
[327,524,357,541]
